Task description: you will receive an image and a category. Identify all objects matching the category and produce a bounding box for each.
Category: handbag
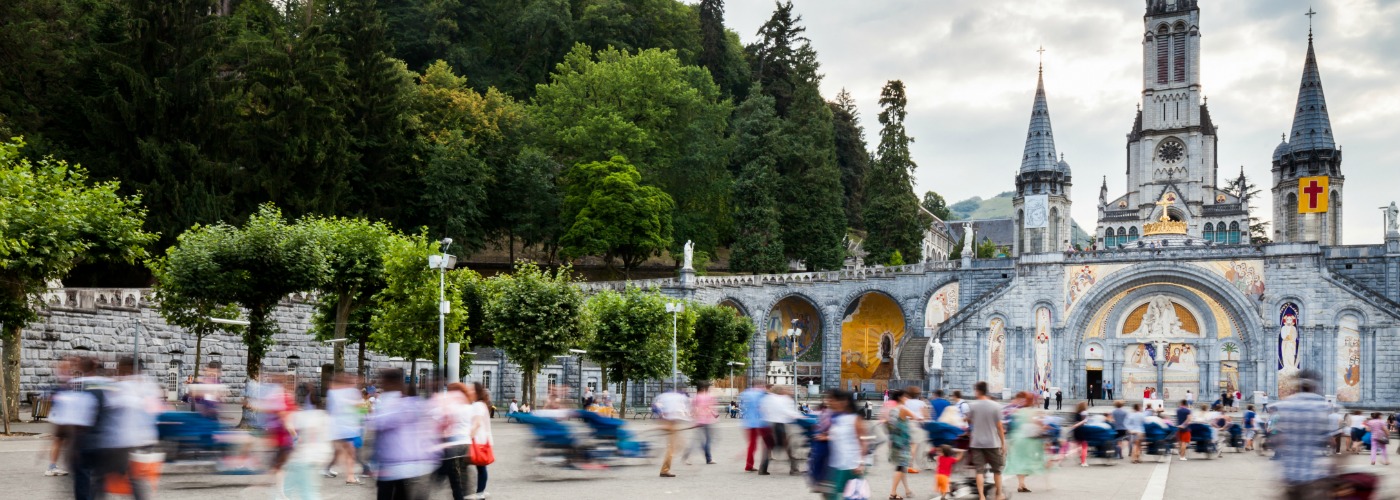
[469,438,495,466]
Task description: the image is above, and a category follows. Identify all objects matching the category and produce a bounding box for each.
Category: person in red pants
[739,383,774,471]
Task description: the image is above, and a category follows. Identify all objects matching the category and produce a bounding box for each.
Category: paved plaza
[1,410,1397,500]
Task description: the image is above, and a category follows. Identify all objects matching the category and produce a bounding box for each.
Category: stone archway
[759,294,824,390]
[1060,262,1267,401]
[839,291,907,393]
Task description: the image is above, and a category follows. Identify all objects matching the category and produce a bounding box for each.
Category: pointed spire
[1287,14,1336,152]
[1020,57,1059,173]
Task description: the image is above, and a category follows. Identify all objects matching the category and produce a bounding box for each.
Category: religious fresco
[1122,343,1199,400]
[1120,296,1202,337]
[1062,264,1125,315]
[1277,302,1301,396]
[840,293,905,392]
[1196,260,1266,301]
[988,317,1007,394]
[765,297,821,363]
[1221,341,1240,395]
[1033,307,1053,391]
[1337,315,1361,403]
[924,283,960,330]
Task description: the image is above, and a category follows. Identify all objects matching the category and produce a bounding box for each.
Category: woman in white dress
[468,383,495,500]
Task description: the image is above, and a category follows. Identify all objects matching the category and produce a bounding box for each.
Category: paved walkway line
[1140,457,1172,500]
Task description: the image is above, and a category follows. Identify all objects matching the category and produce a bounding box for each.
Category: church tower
[1012,61,1072,256]
[1272,21,1343,245]
[1097,0,1249,248]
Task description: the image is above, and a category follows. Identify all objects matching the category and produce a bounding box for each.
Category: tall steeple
[1019,57,1059,173]
[1286,26,1335,153]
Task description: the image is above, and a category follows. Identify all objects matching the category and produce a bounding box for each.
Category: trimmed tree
[680,304,752,387]
[368,233,471,381]
[559,156,675,278]
[0,139,156,420]
[485,262,587,406]
[306,216,394,374]
[147,278,245,384]
[583,287,673,417]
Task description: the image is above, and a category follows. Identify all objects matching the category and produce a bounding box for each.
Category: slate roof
[1020,67,1060,173]
[946,218,1017,249]
[1285,36,1336,153]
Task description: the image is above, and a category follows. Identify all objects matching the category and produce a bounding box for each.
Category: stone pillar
[1361,326,1376,404]
[750,314,767,388]
[1110,361,1123,400]
[822,304,842,391]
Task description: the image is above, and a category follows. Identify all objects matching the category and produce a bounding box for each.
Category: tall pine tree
[748,1,846,271]
[728,89,786,274]
[830,88,869,230]
[697,0,751,101]
[862,80,925,265]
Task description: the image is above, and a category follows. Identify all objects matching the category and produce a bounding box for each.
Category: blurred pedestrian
[1273,370,1335,500]
[884,389,917,500]
[371,368,440,500]
[438,383,473,500]
[1366,412,1389,466]
[740,383,773,472]
[819,389,866,500]
[965,381,1007,500]
[761,385,804,475]
[283,397,332,499]
[44,356,79,477]
[1003,395,1046,493]
[655,386,690,478]
[1061,401,1090,467]
[684,383,718,465]
[326,373,365,484]
[467,383,495,499]
[69,356,159,500]
[902,386,930,474]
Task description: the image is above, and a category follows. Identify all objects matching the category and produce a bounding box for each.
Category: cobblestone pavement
[3,415,1399,499]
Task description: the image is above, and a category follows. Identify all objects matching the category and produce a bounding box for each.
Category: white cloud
[725,0,1400,244]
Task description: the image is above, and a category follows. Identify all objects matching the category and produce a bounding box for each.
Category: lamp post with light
[785,319,801,409]
[428,238,456,393]
[666,302,684,390]
[727,361,745,397]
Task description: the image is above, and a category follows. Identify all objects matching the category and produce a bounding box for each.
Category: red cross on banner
[1298,176,1330,213]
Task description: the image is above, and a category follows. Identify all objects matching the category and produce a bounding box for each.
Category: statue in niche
[1129,296,1189,338]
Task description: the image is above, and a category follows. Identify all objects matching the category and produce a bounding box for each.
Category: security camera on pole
[428,238,456,393]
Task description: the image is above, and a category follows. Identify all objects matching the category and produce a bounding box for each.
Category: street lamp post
[786,320,800,409]
[666,302,684,390]
[727,361,745,398]
[429,238,456,393]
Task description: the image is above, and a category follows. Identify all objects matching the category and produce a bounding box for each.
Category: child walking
[934,445,963,500]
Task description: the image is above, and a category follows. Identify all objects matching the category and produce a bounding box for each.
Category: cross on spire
[1037,45,1045,74]
[1305,7,1317,40]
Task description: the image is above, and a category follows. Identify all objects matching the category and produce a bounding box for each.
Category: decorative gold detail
[1144,194,1187,235]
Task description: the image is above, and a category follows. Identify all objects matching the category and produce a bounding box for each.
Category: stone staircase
[896,336,931,381]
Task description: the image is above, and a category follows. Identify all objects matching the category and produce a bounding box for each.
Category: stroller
[575,410,652,459]
[1082,425,1122,464]
[1141,422,1178,462]
[1221,423,1246,453]
[1187,423,1219,458]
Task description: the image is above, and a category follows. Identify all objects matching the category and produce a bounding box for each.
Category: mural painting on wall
[840,293,905,392]
[1277,302,1301,396]
[1034,307,1052,391]
[1064,265,1097,314]
[1337,315,1361,403]
[1121,297,1201,337]
[766,297,821,363]
[1221,342,1240,395]
[1121,343,1199,400]
[1197,260,1265,301]
[925,283,960,330]
[988,317,1007,394]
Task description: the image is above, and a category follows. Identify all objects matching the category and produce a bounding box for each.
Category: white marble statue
[1129,296,1189,338]
[927,338,944,371]
[1387,202,1399,234]
[682,240,694,270]
[962,222,975,257]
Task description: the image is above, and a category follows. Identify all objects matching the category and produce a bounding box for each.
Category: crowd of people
[41,358,497,500]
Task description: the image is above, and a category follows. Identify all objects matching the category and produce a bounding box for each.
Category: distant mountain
[947,191,1093,248]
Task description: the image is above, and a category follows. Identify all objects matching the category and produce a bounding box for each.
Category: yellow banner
[1298,176,1329,213]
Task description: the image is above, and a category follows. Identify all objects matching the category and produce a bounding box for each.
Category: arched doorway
[763,295,823,391]
[840,292,906,393]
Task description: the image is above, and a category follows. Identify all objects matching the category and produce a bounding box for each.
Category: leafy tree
[977,237,998,259]
[887,250,905,266]
[306,216,394,374]
[0,0,100,155]
[696,0,751,100]
[310,296,377,379]
[728,90,787,274]
[148,275,245,384]
[488,148,563,263]
[583,287,673,417]
[530,45,731,257]
[485,262,587,406]
[573,0,703,64]
[922,191,951,221]
[368,233,472,377]
[680,304,752,387]
[0,140,156,420]
[559,156,675,278]
[862,80,925,264]
[155,204,328,390]
[830,89,870,229]
[949,234,963,260]
[746,0,813,115]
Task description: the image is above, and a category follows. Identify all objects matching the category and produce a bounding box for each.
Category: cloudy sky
[723,0,1400,244]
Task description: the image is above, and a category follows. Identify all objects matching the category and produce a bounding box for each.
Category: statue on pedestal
[1387,202,1398,235]
[682,240,694,270]
[927,338,944,372]
[961,222,975,257]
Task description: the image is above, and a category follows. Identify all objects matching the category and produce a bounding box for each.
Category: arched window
[1203,222,1215,242]
[1050,208,1061,251]
[1228,221,1241,244]
[1117,227,1127,248]
[1128,226,1139,243]
[1285,193,1299,241]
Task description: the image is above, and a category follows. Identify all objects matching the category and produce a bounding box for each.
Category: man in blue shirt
[930,389,951,421]
[1243,404,1258,451]
[1273,371,1336,499]
[1105,380,1114,400]
[1175,400,1192,460]
[739,383,773,472]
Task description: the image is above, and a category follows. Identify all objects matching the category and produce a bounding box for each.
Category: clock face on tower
[1157,139,1185,164]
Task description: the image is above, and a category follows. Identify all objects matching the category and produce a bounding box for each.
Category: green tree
[727,91,787,274]
[922,191,951,221]
[559,156,675,278]
[488,148,562,263]
[949,234,963,260]
[530,45,731,257]
[310,297,377,379]
[154,204,328,391]
[306,216,394,374]
[830,89,870,229]
[583,287,673,417]
[0,140,156,420]
[680,304,751,387]
[862,80,925,264]
[147,275,245,384]
[977,237,998,259]
[368,233,472,376]
[887,250,905,266]
[485,262,587,406]
[697,0,751,100]
[573,0,702,64]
